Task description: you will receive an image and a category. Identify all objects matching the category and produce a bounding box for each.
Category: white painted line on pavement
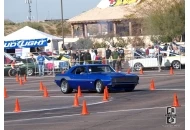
[6,95,103,98]
[4,105,184,123]
[96,105,185,114]
[155,89,185,91]
[4,100,112,114]
[7,90,60,92]
[139,75,185,78]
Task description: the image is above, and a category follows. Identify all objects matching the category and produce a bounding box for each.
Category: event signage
[4,38,48,49]
[109,0,141,6]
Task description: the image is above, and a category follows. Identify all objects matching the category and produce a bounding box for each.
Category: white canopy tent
[4,26,62,41]
[4,26,63,57]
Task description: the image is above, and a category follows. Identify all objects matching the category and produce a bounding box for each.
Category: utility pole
[36,0,38,22]
[61,0,65,49]
[25,0,32,22]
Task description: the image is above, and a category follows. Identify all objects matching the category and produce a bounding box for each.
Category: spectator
[111,48,119,70]
[75,52,80,65]
[118,47,125,68]
[84,50,91,64]
[90,50,96,64]
[95,52,102,64]
[116,56,122,72]
[79,51,84,65]
[163,43,168,51]
[37,53,45,76]
[155,46,163,71]
[92,46,98,56]
[11,59,16,69]
[106,46,112,65]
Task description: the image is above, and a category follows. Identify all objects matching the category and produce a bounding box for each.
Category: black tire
[60,80,73,94]
[172,60,181,69]
[95,80,104,93]
[124,85,136,92]
[26,68,34,76]
[134,63,143,71]
[8,69,17,77]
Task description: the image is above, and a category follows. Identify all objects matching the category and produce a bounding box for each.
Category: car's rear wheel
[134,63,143,71]
[172,60,181,69]
[60,80,73,94]
[124,84,136,92]
[95,80,104,93]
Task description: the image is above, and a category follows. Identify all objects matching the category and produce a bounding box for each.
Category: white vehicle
[128,51,185,71]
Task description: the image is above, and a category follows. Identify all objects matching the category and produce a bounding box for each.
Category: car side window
[71,67,86,75]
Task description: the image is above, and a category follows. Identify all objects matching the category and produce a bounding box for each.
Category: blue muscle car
[54,64,139,94]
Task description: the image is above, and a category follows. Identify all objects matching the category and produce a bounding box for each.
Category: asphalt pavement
[4,69,185,130]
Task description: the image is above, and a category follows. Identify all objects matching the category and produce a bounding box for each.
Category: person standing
[106,46,112,65]
[37,53,45,76]
[155,46,163,72]
[90,50,96,64]
[111,48,119,70]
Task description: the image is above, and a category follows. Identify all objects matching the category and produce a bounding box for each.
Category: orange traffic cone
[149,79,155,90]
[102,88,108,101]
[169,67,174,75]
[14,98,21,112]
[81,100,89,115]
[73,94,79,107]
[16,74,19,82]
[172,93,180,107]
[4,88,8,98]
[23,74,27,82]
[43,86,49,97]
[19,76,23,85]
[105,86,110,98]
[127,68,131,74]
[39,81,44,91]
[139,68,144,75]
[77,86,82,97]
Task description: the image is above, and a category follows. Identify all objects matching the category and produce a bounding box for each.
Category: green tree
[141,0,185,42]
[74,38,93,49]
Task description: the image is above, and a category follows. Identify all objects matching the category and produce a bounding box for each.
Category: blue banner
[4,38,48,49]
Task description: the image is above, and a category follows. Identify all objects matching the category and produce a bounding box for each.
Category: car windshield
[88,65,114,73]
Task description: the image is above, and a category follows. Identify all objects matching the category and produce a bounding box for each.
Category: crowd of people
[67,46,125,71]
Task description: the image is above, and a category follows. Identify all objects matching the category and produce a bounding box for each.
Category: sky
[4,0,100,23]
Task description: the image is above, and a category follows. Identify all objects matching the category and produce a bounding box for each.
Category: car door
[69,66,89,89]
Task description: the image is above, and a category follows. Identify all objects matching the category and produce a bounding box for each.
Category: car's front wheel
[172,60,181,69]
[60,80,73,94]
[95,80,104,93]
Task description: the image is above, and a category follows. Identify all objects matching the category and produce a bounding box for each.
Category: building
[67,0,146,38]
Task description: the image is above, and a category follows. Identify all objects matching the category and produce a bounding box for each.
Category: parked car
[54,64,139,94]
[128,52,185,71]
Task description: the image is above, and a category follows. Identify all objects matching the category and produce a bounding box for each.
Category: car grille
[112,77,138,83]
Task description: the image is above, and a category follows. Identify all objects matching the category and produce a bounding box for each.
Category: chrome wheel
[134,63,143,71]
[61,80,68,93]
[60,80,73,94]
[27,68,33,76]
[95,80,104,93]
[172,61,180,69]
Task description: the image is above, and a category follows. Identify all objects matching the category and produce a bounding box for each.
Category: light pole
[61,0,65,49]
[36,0,38,22]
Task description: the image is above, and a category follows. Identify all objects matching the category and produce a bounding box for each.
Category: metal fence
[4,49,185,77]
